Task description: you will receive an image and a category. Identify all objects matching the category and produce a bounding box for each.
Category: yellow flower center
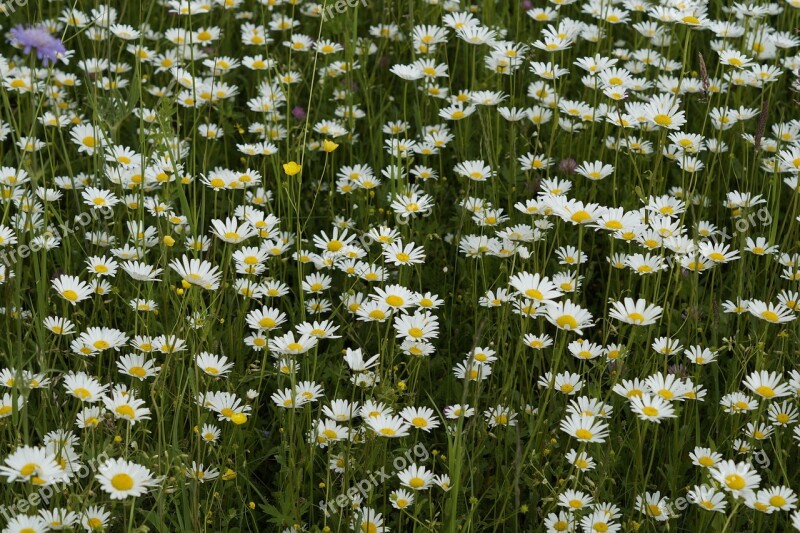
[20,463,38,476]
[761,310,779,322]
[73,387,92,399]
[411,417,428,428]
[770,495,787,507]
[115,405,136,418]
[386,295,404,307]
[653,114,672,126]
[725,474,746,490]
[628,312,646,323]
[556,315,578,329]
[525,288,543,300]
[111,473,134,491]
[62,289,79,301]
[753,385,775,398]
[642,406,659,417]
[571,210,591,223]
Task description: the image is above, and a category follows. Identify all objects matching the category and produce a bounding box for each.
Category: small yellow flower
[222,468,236,481]
[322,139,339,153]
[113,435,122,443]
[248,501,256,510]
[283,161,302,176]
[163,235,176,247]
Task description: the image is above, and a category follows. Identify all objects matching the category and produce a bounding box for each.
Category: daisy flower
[643,93,686,130]
[710,460,761,496]
[608,298,663,325]
[0,445,63,485]
[195,352,235,377]
[398,464,434,490]
[747,300,796,324]
[743,370,792,399]
[365,414,410,438]
[629,394,677,423]
[169,255,222,290]
[560,413,610,442]
[543,301,594,335]
[96,458,158,500]
[52,275,93,305]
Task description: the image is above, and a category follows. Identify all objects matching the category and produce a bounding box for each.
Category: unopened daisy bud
[163,235,176,247]
[283,161,301,176]
[322,139,339,153]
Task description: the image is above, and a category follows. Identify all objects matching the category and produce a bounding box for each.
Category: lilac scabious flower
[8,25,67,66]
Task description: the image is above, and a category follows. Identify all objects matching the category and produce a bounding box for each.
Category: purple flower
[291,106,307,120]
[8,25,66,66]
[558,158,578,175]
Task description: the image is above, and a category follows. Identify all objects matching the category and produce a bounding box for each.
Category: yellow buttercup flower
[283,161,302,176]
